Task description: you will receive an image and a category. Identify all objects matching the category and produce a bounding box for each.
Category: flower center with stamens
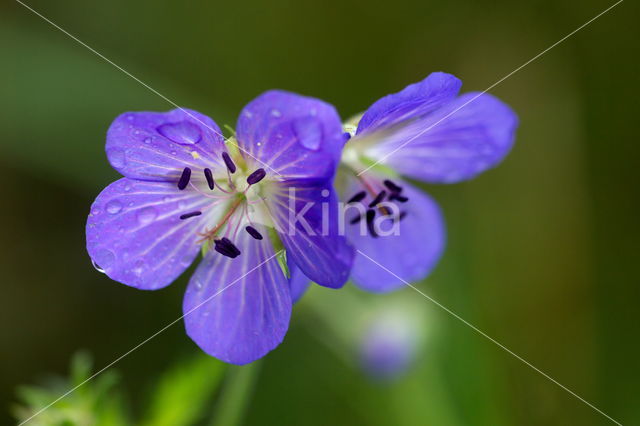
[345,174,409,238]
[175,150,273,259]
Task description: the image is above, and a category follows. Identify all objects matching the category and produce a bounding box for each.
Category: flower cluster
[87,72,518,364]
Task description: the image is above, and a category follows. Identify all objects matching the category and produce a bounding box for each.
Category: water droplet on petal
[270,109,282,118]
[157,121,202,145]
[293,117,323,151]
[105,200,122,214]
[137,206,157,225]
[92,259,106,274]
[143,137,153,144]
[194,278,203,290]
[93,249,115,271]
[107,148,126,168]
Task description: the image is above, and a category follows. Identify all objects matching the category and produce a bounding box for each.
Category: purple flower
[341,72,518,291]
[288,72,517,293]
[360,305,423,380]
[86,91,354,364]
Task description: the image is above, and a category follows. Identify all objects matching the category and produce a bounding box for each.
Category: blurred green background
[1,0,639,424]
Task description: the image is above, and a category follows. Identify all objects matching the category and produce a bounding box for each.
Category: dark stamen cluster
[368,190,387,208]
[214,237,241,258]
[346,179,410,236]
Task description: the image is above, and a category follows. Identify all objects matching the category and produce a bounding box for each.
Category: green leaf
[209,362,261,426]
[141,354,226,426]
[12,352,129,426]
[276,250,290,279]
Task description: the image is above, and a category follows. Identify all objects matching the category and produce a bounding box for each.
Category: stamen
[214,237,241,258]
[204,168,215,190]
[245,226,263,240]
[347,191,366,204]
[247,168,266,185]
[383,179,402,193]
[365,209,378,238]
[389,194,409,203]
[221,152,236,174]
[343,132,352,141]
[180,211,202,220]
[177,167,191,190]
[214,243,236,258]
[398,211,408,221]
[368,190,387,208]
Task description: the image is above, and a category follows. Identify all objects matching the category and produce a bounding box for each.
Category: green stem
[209,361,261,426]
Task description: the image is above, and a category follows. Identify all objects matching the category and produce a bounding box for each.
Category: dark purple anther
[365,209,378,238]
[389,194,409,203]
[214,243,235,258]
[383,179,402,193]
[347,191,366,204]
[221,152,236,174]
[343,132,352,141]
[247,168,266,185]
[368,190,387,208]
[398,211,407,221]
[180,211,202,220]
[177,167,191,190]
[204,168,215,190]
[214,237,241,258]
[245,226,263,240]
[349,215,362,225]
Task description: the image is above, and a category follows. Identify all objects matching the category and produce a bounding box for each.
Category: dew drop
[143,137,153,144]
[293,117,323,151]
[194,278,203,290]
[92,259,106,274]
[137,206,157,225]
[270,109,282,118]
[107,148,126,168]
[93,249,115,270]
[105,200,123,214]
[157,121,202,145]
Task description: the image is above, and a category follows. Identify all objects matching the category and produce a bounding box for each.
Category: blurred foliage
[14,353,227,426]
[2,0,639,425]
[141,355,225,426]
[13,352,128,426]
